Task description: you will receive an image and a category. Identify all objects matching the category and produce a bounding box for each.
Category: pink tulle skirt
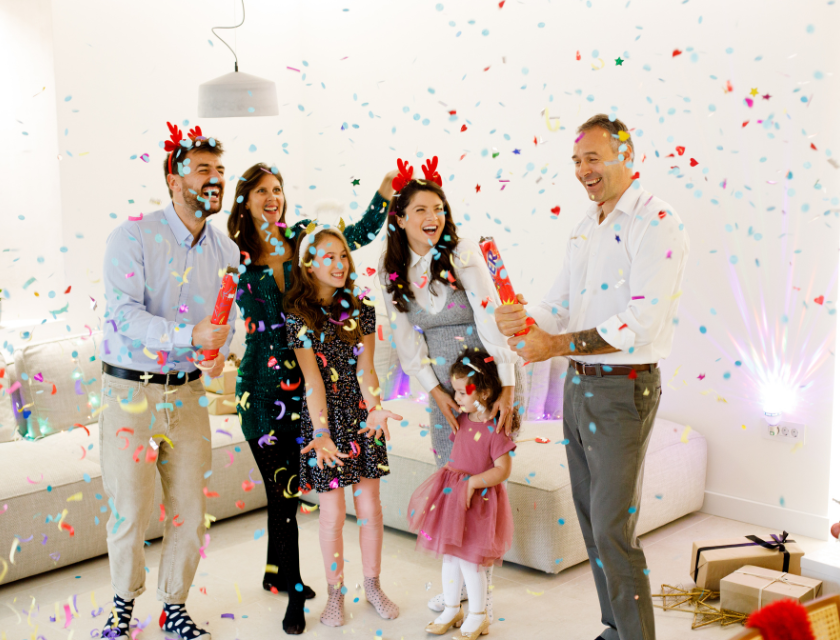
[406,466,514,567]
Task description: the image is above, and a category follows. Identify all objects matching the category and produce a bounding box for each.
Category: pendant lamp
[198,0,278,118]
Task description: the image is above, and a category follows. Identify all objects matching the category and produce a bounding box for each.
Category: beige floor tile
[1,507,825,639]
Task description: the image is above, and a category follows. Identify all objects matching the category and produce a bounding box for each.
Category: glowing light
[761,378,797,425]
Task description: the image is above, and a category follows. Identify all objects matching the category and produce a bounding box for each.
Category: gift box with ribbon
[720,565,822,615]
[203,361,238,395]
[690,532,804,591]
[205,393,237,415]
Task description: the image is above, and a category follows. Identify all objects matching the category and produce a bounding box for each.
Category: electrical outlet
[762,420,806,444]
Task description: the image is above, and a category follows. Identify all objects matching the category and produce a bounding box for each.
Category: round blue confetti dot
[481,28,489,36]
[295,583,303,592]
[558,518,565,526]
[735,360,742,367]
[601,283,608,290]
[435,3,444,9]
[198,396,209,407]
[723,372,731,380]
[248,144,257,152]
[699,326,707,334]
[47,485,53,492]
[589,422,597,433]
[729,255,739,265]
[628,506,637,514]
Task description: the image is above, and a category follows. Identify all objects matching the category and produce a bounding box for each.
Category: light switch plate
[762,420,806,444]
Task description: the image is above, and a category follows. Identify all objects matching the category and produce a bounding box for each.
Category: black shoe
[263,580,316,600]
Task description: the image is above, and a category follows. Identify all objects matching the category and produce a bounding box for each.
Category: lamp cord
[211,0,245,72]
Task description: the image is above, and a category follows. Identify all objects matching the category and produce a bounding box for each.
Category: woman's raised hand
[430,385,461,432]
[358,408,402,442]
[301,434,349,470]
[378,169,400,201]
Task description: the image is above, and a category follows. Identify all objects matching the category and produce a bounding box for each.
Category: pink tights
[318,477,383,585]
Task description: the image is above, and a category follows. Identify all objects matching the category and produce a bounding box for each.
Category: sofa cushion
[0,352,19,443]
[12,333,102,439]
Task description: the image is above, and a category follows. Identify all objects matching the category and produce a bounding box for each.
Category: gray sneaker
[427,583,468,612]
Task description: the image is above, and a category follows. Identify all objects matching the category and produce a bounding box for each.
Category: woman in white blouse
[380,174,522,440]
[379,168,523,620]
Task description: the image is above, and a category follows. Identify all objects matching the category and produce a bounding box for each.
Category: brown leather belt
[572,361,658,376]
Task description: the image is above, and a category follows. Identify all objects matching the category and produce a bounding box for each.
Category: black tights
[248,432,303,592]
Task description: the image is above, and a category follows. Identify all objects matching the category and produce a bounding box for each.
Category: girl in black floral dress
[285,226,402,629]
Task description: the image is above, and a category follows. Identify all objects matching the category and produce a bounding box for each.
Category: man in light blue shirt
[98,124,239,640]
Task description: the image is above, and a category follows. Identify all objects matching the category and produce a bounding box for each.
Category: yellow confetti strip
[526,589,545,596]
[265,564,279,574]
[57,509,69,533]
[234,583,242,603]
[296,325,308,339]
[342,319,357,332]
[473,431,482,442]
[680,426,692,443]
[618,130,631,141]
[544,106,561,132]
[204,513,217,529]
[151,434,174,449]
[368,386,382,396]
[66,493,83,502]
[238,391,250,408]
[120,397,148,414]
[330,368,339,382]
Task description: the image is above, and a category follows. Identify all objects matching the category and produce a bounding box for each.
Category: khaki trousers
[99,372,211,603]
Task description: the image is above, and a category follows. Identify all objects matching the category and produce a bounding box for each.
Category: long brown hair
[227,163,289,266]
[286,228,365,344]
[382,180,462,313]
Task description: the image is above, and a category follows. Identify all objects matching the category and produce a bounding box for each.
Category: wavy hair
[382,180,462,313]
[449,350,503,410]
[286,228,365,344]
[227,163,289,266]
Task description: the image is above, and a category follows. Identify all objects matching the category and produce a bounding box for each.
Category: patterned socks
[101,595,134,639]
[319,583,345,627]
[363,576,400,620]
[161,603,210,639]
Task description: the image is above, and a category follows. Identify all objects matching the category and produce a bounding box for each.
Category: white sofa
[0,321,707,584]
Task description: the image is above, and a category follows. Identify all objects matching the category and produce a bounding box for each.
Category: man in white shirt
[495,114,689,640]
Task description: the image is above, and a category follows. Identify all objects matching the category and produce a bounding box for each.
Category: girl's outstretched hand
[301,434,349,470]
[358,409,403,442]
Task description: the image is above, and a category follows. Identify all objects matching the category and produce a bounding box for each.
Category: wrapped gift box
[721,565,822,614]
[206,393,237,415]
[203,361,238,395]
[690,533,803,591]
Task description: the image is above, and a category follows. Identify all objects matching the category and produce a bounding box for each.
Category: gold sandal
[425,605,464,635]
[460,610,490,639]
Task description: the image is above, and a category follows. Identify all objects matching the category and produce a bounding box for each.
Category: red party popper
[200,266,239,364]
[479,236,534,336]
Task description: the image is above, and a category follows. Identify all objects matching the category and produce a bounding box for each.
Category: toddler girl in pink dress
[407,351,515,638]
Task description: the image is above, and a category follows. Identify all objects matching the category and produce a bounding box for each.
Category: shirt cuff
[417,365,441,393]
[596,315,636,352]
[495,362,516,387]
[173,324,195,348]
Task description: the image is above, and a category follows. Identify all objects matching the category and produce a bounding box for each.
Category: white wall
[0,0,65,339]
[3,0,839,537]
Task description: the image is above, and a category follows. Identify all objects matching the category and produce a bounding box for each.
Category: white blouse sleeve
[453,238,519,387]
[378,271,441,393]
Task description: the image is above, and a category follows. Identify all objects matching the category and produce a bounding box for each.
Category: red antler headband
[391,156,443,194]
[164,123,210,175]
[165,122,184,175]
[421,156,443,187]
[391,158,414,193]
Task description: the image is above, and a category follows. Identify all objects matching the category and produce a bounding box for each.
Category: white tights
[435,555,487,632]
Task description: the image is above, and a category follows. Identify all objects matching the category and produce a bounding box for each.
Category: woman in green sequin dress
[227,164,396,635]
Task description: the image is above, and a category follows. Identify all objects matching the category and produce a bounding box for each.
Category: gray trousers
[563,364,661,640]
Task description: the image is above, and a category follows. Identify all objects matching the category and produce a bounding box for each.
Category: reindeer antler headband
[164,122,209,175]
[390,156,443,194]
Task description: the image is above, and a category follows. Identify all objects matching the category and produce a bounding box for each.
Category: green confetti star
[615,57,624,66]
[351,178,361,186]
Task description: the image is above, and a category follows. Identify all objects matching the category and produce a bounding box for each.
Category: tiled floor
[0,508,829,640]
